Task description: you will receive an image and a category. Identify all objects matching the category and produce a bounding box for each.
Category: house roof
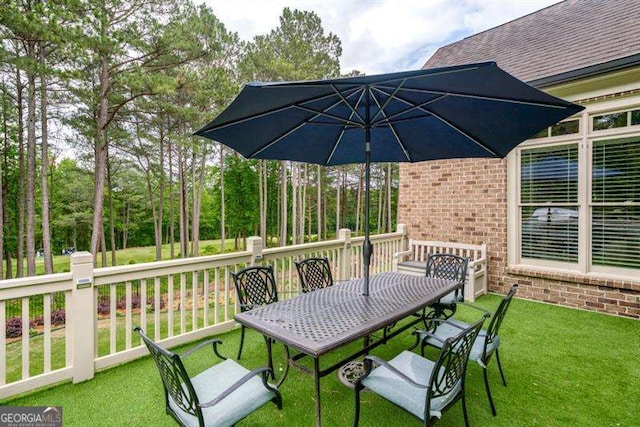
[424,0,640,86]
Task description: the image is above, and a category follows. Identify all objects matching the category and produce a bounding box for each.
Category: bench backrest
[408,240,486,267]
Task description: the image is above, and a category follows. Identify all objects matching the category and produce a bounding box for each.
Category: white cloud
[204,0,562,75]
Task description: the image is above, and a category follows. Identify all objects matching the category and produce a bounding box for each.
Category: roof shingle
[424,0,640,83]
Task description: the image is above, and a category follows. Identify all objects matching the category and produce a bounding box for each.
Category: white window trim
[508,104,640,281]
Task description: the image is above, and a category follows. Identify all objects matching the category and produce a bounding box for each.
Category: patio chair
[134,327,282,427]
[420,285,518,416]
[294,257,334,293]
[231,265,279,360]
[353,315,488,427]
[425,254,469,320]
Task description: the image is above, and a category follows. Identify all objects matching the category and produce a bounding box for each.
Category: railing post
[70,251,95,383]
[246,236,264,265]
[338,228,352,281]
[393,224,408,271]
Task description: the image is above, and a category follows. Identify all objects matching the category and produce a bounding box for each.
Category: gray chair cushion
[169,359,276,427]
[362,350,461,420]
[422,319,500,367]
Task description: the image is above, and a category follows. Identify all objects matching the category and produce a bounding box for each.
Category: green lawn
[3,295,639,426]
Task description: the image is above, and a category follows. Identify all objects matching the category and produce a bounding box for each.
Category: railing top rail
[0,272,73,291]
[351,230,405,243]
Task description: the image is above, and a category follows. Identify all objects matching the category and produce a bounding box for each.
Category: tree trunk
[259,160,267,244]
[15,65,25,277]
[178,143,188,257]
[291,163,298,245]
[156,127,165,261]
[387,163,392,232]
[191,148,206,257]
[39,44,53,274]
[279,161,288,246]
[0,84,6,279]
[25,44,37,276]
[219,146,225,253]
[90,55,110,262]
[107,154,117,266]
[169,138,175,258]
[316,165,322,240]
[335,166,341,234]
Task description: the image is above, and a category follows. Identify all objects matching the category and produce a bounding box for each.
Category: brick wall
[398,159,640,319]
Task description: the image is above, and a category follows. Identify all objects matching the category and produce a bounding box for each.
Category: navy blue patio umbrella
[195,62,583,296]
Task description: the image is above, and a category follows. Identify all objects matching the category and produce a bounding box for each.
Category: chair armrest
[180,338,226,360]
[199,367,275,408]
[393,248,413,260]
[362,355,427,389]
[468,257,487,268]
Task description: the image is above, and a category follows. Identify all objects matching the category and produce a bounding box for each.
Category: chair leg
[482,366,497,416]
[462,387,470,427]
[496,349,507,386]
[353,385,362,427]
[237,325,246,360]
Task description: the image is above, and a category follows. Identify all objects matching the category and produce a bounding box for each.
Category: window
[591,138,640,269]
[531,118,580,139]
[515,109,640,275]
[520,144,579,262]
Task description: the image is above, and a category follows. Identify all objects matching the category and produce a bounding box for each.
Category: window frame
[509,105,640,279]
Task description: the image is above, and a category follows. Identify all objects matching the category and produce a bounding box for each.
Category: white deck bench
[393,240,488,302]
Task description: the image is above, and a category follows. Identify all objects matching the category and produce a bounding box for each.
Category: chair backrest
[484,285,518,349]
[231,265,279,312]
[425,253,469,301]
[135,327,204,426]
[427,317,485,407]
[295,257,334,293]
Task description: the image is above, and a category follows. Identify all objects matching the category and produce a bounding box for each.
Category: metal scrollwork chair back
[353,316,487,426]
[426,253,469,319]
[231,265,279,360]
[295,257,334,293]
[135,327,282,427]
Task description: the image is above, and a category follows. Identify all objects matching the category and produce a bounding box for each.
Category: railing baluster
[0,300,5,385]
[110,285,116,354]
[168,274,174,338]
[203,269,209,327]
[180,273,186,335]
[140,279,147,341]
[224,266,230,321]
[65,291,72,367]
[44,293,51,373]
[154,277,161,341]
[192,271,198,331]
[22,298,29,380]
[214,268,220,325]
[125,281,132,350]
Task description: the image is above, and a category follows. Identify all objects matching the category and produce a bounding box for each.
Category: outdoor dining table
[233,271,459,426]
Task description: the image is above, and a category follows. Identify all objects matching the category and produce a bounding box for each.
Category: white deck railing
[0,225,407,400]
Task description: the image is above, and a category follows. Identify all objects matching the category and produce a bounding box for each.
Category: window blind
[520,144,579,262]
[591,138,640,269]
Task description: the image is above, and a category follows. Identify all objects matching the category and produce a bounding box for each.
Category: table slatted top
[234,272,458,356]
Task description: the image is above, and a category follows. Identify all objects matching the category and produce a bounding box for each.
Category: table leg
[314,357,322,427]
[264,336,274,380]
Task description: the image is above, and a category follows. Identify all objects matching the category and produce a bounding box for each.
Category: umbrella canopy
[195,61,584,295]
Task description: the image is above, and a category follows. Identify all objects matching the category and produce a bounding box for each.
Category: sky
[204,0,563,76]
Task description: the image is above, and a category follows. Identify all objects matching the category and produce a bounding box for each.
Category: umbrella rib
[369,88,412,162]
[369,88,447,126]
[331,84,366,123]
[326,89,367,165]
[375,84,571,109]
[427,109,499,156]
[370,80,405,123]
[249,93,361,158]
[292,104,363,127]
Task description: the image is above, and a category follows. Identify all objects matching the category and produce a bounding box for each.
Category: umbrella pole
[363,133,372,296]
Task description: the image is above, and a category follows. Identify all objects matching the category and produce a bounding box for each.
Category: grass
[3,239,244,276]
[2,295,639,426]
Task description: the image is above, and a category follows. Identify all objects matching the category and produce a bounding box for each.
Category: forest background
[0,1,398,279]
